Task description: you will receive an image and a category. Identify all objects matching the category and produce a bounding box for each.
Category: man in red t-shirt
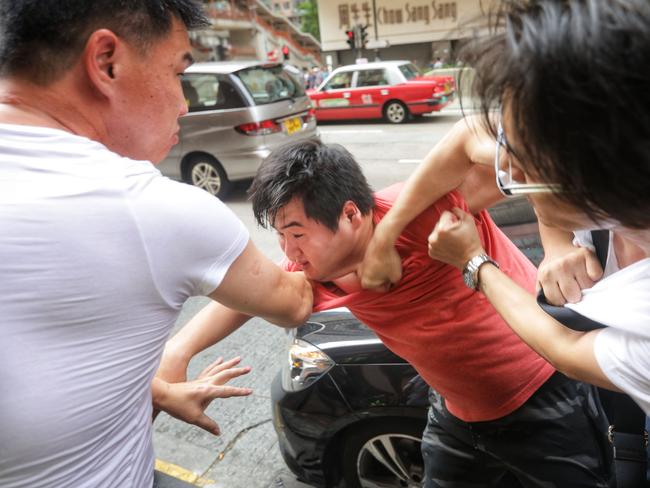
[159,139,613,486]
[246,139,613,487]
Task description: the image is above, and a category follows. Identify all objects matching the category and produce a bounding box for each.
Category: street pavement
[152,109,463,488]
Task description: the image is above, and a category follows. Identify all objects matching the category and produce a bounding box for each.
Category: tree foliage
[298,0,320,41]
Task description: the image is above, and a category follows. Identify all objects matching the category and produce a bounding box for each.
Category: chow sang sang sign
[337,1,457,28]
[319,0,485,50]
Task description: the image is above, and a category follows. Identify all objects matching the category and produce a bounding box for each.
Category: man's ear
[82,29,122,98]
[341,201,361,226]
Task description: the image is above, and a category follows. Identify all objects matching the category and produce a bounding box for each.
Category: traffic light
[359,24,369,49]
[282,45,290,61]
[345,29,356,50]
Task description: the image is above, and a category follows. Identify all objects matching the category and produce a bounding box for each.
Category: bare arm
[426,208,617,390]
[208,239,312,327]
[375,116,497,243]
[157,240,312,386]
[157,302,252,383]
[477,263,613,389]
[360,115,501,290]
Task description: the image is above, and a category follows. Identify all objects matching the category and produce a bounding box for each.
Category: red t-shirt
[285,185,554,422]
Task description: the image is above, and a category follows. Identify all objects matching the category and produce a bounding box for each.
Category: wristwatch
[462,254,499,290]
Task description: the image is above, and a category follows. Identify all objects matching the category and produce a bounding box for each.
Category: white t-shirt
[568,231,650,414]
[0,124,249,487]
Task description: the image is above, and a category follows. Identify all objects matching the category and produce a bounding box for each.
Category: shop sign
[338,1,458,28]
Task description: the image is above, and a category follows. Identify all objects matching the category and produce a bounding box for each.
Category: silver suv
[158,61,319,199]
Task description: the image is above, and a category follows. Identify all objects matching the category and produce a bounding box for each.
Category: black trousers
[421,373,615,487]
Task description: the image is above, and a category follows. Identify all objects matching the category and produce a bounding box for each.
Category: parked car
[272,308,429,488]
[271,209,542,488]
[157,61,318,199]
[307,60,455,124]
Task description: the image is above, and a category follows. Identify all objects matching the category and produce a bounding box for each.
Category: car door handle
[380,89,389,96]
[343,92,351,98]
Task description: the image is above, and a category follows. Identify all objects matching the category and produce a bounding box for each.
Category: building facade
[263,0,306,26]
[190,0,322,69]
[317,0,496,69]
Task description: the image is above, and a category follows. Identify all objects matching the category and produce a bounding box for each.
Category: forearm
[377,122,476,243]
[151,376,170,410]
[476,263,615,389]
[538,221,576,256]
[478,264,579,362]
[377,116,498,243]
[165,302,251,363]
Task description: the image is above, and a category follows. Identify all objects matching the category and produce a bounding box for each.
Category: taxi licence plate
[283,117,302,135]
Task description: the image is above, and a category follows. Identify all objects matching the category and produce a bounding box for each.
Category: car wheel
[184,155,231,199]
[340,419,425,488]
[383,101,409,124]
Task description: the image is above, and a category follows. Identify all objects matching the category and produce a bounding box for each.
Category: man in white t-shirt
[0,2,312,487]
[536,229,650,414]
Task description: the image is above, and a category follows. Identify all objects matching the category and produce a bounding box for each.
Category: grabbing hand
[359,235,402,292]
[427,207,484,269]
[537,246,603,305]
[154,356,252,436]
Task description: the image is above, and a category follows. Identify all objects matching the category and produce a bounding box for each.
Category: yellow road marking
[155,459,215,487]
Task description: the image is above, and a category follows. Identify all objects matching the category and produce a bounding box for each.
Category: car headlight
[281,338,334,392]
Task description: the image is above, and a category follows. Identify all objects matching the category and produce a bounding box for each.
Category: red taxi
[308,60,455,124]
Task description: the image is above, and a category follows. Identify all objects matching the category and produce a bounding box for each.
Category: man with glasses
[494,124,562,197]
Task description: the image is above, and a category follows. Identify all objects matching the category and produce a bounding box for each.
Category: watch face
[462,268,475,289]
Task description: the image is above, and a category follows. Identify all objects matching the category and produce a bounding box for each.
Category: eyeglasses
[494,124,562,197]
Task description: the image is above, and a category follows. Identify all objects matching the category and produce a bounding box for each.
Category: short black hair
[463,0,650,228]
[0,0,208,85]
[249,139,375,232]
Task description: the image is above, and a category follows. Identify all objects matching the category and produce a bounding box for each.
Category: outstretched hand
[154,356,252,436]
[427,207,485,269]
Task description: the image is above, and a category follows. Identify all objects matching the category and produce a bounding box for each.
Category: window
[356,69,389,87]
[323,71,353,90]
[398,63,422,80]
[235,65,305,105]
[181,74,246,112]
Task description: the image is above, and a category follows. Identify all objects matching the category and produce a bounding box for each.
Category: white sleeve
[593,328,650,415]
[572,230,595,250]
[129,177,249,309]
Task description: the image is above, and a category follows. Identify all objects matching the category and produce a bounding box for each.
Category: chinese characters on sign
[339,2,373,28]
[338,1,458,29]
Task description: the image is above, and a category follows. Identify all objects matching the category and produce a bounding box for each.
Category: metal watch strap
[463,254,499,290]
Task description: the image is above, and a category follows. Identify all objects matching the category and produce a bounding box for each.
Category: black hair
[249,139,375,232]
[462,0,650,228]
[0,0,208,85]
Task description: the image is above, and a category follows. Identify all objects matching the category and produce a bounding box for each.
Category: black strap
[536,230,648,486]
[591,229,610,268]
[536,230,610,330]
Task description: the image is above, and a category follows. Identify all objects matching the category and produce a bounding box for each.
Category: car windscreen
[398,63,421,80]
[235,65,305,105]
